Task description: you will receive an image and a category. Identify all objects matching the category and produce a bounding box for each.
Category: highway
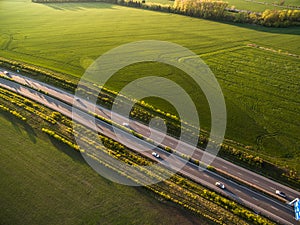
[0,70,299,224]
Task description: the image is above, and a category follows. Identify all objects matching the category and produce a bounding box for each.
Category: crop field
[0,113,210,225]
[0,0,299,171]
[204,47,300,166]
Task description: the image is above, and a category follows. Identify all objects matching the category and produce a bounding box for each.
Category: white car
[215,181,225,189]
[275,190,286,198]
[122,122,130,128]
[152,152,160,158]
[3,71,9,75]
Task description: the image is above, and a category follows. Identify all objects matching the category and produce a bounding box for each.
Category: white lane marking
[252,197,259,201]
[203,174,209,178]
[222,165,228,169]
[237,172,242,175]
[235,189,241,193]
[270,206,279,211]
[253,179,259,183]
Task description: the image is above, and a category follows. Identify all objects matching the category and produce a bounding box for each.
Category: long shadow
[1,86,83,162]
[49,137,86,164]
[0,111,37,143]
[40,2,116,11]
[24,123,37,143]
[224,21,300,35]
[75,99,87,108]
[24,87,58,108]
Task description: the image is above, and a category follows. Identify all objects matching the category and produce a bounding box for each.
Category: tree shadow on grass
[24,122,37,143]
[49,136,86,164]
[41,2,117,11]
[228,22,300,35]
[0,111,37,144]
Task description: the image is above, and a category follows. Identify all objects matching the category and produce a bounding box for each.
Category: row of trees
[220,144,263,168]
[231,8,300,27]
[42,128,80,150]
[173,0,228,19]
[0,104,27,121]
[121,0,300,27]
[261,9,300,26]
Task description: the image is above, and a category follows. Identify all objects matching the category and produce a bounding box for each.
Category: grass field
[147,0,300,11]
[0,112,212,225]
[0,0,299,171]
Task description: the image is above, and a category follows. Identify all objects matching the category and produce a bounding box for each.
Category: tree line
[173,0,228,19]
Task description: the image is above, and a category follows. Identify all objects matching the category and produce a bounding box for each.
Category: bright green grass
[0,0,299,170]
[0,113,209,225]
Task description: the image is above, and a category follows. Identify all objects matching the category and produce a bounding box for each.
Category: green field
[149,0,300,11]
[0,0,299,171]
[0,113,211,225]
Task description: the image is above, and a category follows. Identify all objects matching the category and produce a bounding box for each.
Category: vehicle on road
[122,122,130,129]
[215,181,225,189]
[3,71,9,75]
[152,152,160,158]
[276,190,287,198]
